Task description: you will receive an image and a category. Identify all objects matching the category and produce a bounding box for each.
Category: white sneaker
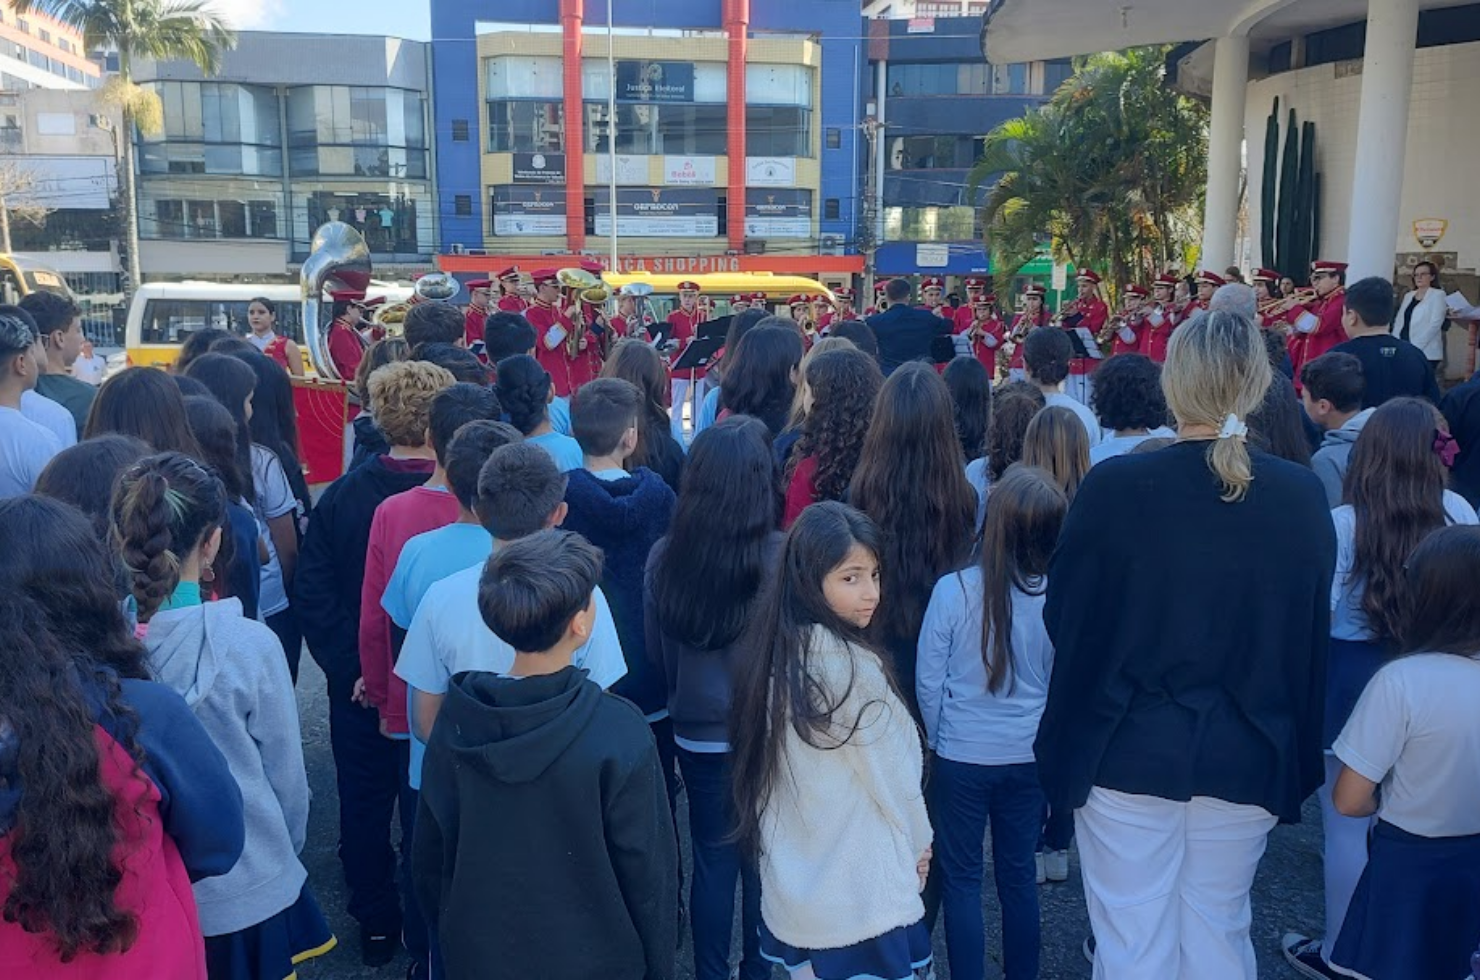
[1035,851,1046,885]
[1044,848,1070,882]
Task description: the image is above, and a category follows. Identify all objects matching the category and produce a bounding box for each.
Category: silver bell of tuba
[300,221,372,380]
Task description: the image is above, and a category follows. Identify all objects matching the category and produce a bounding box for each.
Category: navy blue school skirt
[204,885,336,980]
[1330,821,1480,980]
[1324,638,1386,748]
[759,918,932,980]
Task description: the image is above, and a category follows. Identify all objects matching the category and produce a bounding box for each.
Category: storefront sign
[593,188,719,238]
[906,18,936,33]
[595,154,650,186]
[663,156,716,186]
[490,187,566,236]
[916,243,949,268]
[744,190,812,239]
[512,152,565,184]
[616,61,695,103]
[746,157,796,188]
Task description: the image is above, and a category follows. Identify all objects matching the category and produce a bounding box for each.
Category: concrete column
[560,0,586,250]
[725,0,749,253]
[1201,34,1250,272]
[1346,0,1419,280]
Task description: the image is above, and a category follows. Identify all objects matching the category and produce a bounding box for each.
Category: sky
[209,0,431,41]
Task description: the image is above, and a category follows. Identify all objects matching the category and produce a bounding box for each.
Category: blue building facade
[868,16,1068,278]
[429,0,866,271]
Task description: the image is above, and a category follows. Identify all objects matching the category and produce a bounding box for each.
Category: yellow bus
[0,254,74,304]
[600,272,835,319]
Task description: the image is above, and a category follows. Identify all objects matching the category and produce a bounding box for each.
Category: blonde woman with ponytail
[1035,309,1338,980]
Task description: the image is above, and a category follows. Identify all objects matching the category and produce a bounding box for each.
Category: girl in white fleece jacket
[731,501,934,980]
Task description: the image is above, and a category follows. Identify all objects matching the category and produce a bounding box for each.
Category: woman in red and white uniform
[246,296,303,377]
[920,275,951,319]
[526,268,600,396]
[666,281,708,426]
[1140,273,1183,364]
[463,278,493,348]
[952,276,989,337]
[1283,259,1348,382]
[495,266,528,313]
[1065,270,1109,405]
[956,291,1005,378]
[1008,285,1050,382]
[1251,268,1286,330]
[1111,283,1149,358]
[325,291,371,381]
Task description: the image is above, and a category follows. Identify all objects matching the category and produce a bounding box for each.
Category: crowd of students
[0,274,1478,980]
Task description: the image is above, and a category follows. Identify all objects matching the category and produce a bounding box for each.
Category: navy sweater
[561,468,676,715]
[295,455,435,695]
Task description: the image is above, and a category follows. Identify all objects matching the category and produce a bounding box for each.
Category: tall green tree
[10,1,234,292]
[969,47,1208,298]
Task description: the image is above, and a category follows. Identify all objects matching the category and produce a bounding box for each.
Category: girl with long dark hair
[0,498,243,976]
[917,465,1067,980]
[602,338,686,493]
[849,362,977,712]
[695,307,770,436]
[1326,525,1480,980]
[719,324,804,436]
[988,383,1046,483]
[84,367,203,457]
[1282,397,1478,977]
[782,347,883,528]
[730,502,933,980]
[35,434,151,544]
[184,395,265,621]
[113,453,330,980]
[494,354,584,471]
[190,352,304,673]
[646,416,781,980]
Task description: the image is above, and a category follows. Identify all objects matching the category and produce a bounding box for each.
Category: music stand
[697,314,732,343]
[672,334,727,373]
[929,334,958,365]
[1067,327,1104,361]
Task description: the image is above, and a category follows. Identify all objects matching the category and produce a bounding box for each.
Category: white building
[0,7,102,91]
[982,0,1480,305]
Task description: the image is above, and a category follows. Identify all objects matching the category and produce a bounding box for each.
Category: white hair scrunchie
[1219,413,1249,440]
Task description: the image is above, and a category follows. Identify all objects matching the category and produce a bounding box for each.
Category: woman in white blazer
[1395,261,1448,368]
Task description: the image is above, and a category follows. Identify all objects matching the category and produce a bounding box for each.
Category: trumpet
[557,268,602,357]
[1268,289,1317,316]
[1097,315,1127,346]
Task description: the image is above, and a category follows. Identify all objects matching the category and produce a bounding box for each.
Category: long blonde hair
[1021,406,1090,501]
[1162,310,1271,502]
[788,335,855,426]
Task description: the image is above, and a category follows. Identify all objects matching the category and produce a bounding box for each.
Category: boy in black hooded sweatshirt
[413,530,677,980]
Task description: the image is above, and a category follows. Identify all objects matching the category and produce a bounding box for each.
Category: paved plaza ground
[294,656,1325,980]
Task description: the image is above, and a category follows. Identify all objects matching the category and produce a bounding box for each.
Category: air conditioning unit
[450,243,466,255]
[744,240,767,255]
[820,235,843,256]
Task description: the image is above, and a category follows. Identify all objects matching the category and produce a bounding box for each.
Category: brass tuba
[557,268,601,357]
[374,272,461,331]
[301,222,372,380]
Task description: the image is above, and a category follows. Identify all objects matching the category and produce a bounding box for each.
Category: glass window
[746,64,812,106]
[140,181,283,241]
[884,205,978,242]
[746,106,811,158]
[1042,59,1073,94]
[486,56,564,100]
[886,134,980,170]
[286,86,428,178]
[487,100,565,152]
[303,189,424,255]
[584,102,726,156]
[138,299,304,345]
[991,62,1029,95]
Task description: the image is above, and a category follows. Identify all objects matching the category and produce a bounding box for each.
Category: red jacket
[359,485,462,735]
[1111,312,1144,358]
[1009,312,1047,370]
[528,302,600,397]
[327,319,366,380]
[1068,298,1108,375]
[667,307,709,380]
[954,309,1005,374]
[1141,305,1183,364]
[497,294,528,313]
[464,305,488,348]
[1286,288,1346,384]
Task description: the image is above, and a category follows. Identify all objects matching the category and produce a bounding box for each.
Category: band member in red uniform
[1284,259,1348,383]
[1065,270,1109,405]
[730,294,751,317]
[953,276,989,336]
[495,266,528,313]
[611,289,641,340]
[1141,273,1182,364]
[463,278,493,348]
[957,291,1005,377]
[667,280,708,428]
[1251,268,1285,329]
[1110,283,1149,357]
[326,291,371,381]
[526,268,599,397]
[920,275,951,319]
[789,295,820,347]
[818,287,855,332]
[246,296,304,377]
[1007,284,1050,381]
[1187,270,1224,318]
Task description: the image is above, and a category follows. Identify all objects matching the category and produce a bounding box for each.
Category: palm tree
[11,1,234,293]
[968,47,1207,298]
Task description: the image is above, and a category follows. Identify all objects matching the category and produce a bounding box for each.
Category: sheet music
[1445,291,1480,320]
[1073,327,1105,360]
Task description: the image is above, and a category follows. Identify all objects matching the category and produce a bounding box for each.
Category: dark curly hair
[0,595,144,961]
[493,354,554,435]
[989,382,1047,481]
[111,453,228,623]
[0,496,148,682]
[1090,353,1167,432]
[786,347,882,504]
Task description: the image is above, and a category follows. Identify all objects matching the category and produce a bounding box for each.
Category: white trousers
[1066,372,1096,407]
[669,375,709,440]
[1076,787,1277,980]
[1319,753,1374,962]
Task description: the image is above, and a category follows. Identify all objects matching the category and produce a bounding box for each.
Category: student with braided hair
[113,452,333,980]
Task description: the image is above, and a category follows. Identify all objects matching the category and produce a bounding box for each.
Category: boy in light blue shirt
[393,441,628,789]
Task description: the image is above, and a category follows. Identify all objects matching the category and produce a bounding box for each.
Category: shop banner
[593,187,719,238]
[663,156,716,186]
[616,61,695,103]
[491,186,567,236]
[744,189,812,239]
[512,152,566,184]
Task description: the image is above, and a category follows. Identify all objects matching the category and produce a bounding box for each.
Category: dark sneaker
[406,961,429,980]
[361,924,399,968]
[1282,933,1342,979]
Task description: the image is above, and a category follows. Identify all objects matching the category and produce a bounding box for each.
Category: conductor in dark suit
[866,277,953,375]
